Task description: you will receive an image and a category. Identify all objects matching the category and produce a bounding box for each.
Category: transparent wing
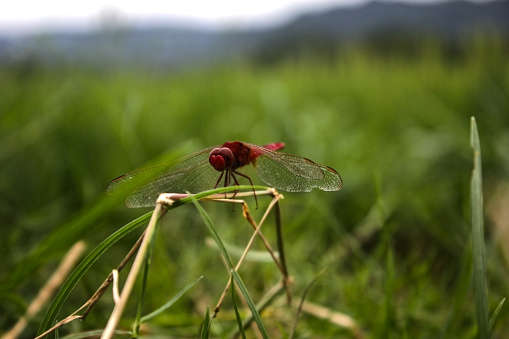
[246,143,343,192]
[106,146,219,208]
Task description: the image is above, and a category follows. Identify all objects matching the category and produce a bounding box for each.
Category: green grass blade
[231,269,269,339]
[140,275,204,324]
[231,276,247,339]
[235,282,286,336]
[489,298,505,330]
[37,211,152,336]
[201,307,212,339]
[190,197,234,268]
[470,116,490,338]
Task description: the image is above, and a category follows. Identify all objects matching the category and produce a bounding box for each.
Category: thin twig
[289,269,326,339]
[274,199,291,304]
[82,230,146,318]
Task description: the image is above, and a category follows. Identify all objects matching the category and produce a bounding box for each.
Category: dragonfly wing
[250,146,343,192]
[107,146,219,207]
[124,160,220,207]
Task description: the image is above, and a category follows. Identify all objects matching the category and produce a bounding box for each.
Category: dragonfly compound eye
[209,147,234,171]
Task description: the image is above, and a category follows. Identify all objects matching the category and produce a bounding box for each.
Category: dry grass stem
[3,241,86,339]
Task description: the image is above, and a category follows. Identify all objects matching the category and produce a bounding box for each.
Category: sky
[0,0,495,36]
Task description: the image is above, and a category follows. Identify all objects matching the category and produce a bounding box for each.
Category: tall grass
[1,36,508,337]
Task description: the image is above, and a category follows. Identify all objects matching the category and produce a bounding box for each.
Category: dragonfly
[106,141,343,208]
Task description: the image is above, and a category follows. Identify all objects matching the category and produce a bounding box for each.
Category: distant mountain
[252,0,509,62]
[274,0,509,39]
[1,0,508,69]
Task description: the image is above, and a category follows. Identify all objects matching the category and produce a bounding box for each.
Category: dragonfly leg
[214,170,225,189]
[232,169,258,209]
[229,171,240,197]
[224,169,231,188]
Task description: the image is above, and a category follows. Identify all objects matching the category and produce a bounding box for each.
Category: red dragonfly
[107,141,342,208]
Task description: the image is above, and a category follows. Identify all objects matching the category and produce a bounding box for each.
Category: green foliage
[1,35,508,337]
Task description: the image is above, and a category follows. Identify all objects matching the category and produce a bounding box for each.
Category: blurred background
[1,0,509,337]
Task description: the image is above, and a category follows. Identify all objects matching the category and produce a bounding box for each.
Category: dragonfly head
[209,147,234,172]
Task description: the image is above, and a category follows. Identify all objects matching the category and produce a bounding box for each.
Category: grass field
[1,35,508,338]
